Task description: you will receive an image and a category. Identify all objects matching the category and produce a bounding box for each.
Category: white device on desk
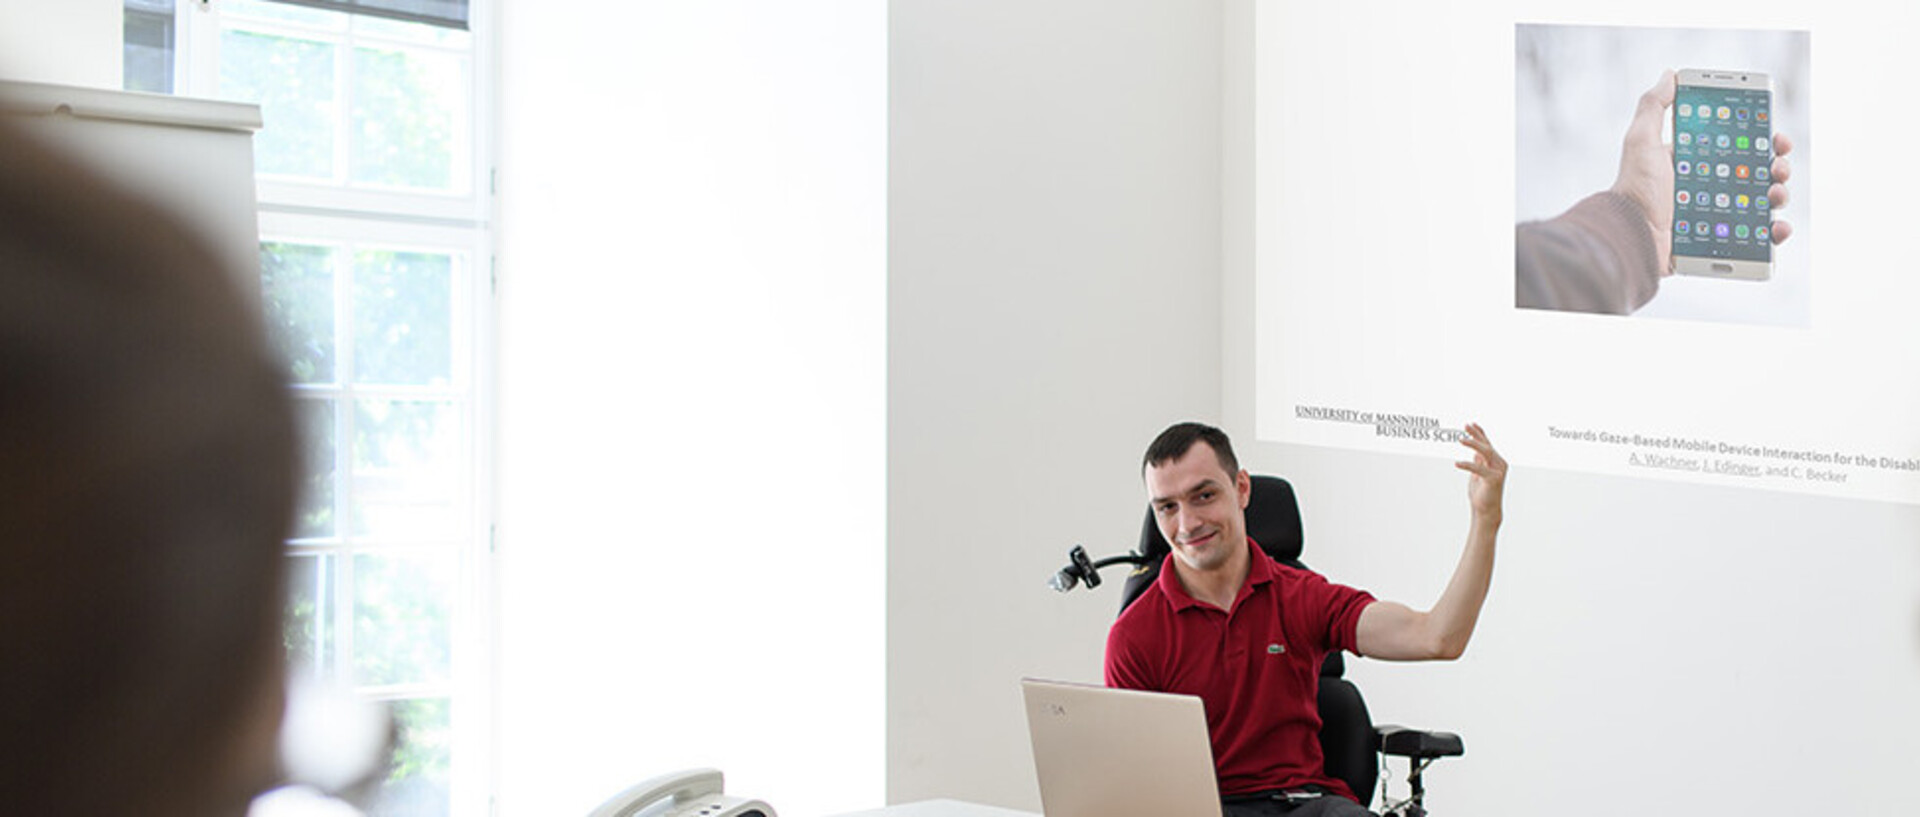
[588,768,776,817]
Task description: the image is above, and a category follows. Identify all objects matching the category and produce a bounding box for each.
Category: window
[123,0,176,92]
[126,2,491,815]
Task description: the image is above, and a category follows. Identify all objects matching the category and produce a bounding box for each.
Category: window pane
[352,399,461,539]
[372,697,452,817]
[285,553,339,672]
[353,249,453,386]
[123,6,175,94]
[352,551,454,686]
[295,399,339,539]
[352,44,468,191]
[262,241,338,384]
[222,28,337,179]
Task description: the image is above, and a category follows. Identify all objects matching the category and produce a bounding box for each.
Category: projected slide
[1254,6,1920,504]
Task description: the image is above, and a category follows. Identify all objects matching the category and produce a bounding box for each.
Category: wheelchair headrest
[1134,474,1305,565]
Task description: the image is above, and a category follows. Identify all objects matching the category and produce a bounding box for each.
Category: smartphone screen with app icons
[1671,69,1773,281]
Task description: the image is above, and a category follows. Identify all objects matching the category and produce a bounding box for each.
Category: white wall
[494,3,886,815]
[896,1,1920,815]
[1221,444,1920,814]
[1220,2,1920,815]
[0,0,118,88]
[888,0,1224,809]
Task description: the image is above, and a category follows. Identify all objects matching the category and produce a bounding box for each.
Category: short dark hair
[0,121,297,815]
[1143,422,1240,476]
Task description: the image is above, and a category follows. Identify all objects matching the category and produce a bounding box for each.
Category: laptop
[1020,678,1222,817]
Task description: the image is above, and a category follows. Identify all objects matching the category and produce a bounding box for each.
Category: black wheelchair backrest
[1119,474,1306,613]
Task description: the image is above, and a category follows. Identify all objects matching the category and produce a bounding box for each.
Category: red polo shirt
[1104,539,1375,801]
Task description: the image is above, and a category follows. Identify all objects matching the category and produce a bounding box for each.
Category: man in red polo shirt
[1105,422,1506,817]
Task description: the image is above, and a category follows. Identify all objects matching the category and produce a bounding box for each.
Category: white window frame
[181,1,488,222]
[169,2,495,814]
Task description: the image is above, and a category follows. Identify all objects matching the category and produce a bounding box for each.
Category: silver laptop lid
[1020,678,1221,817]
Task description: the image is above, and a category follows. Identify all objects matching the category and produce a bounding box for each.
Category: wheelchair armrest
[1374,725,1464,759]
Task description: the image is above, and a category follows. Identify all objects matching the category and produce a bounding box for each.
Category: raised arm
[1355,423,1506,661]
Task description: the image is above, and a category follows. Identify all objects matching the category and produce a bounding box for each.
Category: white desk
[829,799,1040,817]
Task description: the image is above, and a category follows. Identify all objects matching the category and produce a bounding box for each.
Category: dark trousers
[1220,791,1374,817]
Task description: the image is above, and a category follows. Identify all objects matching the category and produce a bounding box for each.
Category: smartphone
[1670,69,1774,280]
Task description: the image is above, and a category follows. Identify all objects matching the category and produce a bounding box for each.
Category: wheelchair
[1050,475,1463,817]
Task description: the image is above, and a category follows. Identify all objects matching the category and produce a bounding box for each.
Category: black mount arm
[1047,544,1150,592]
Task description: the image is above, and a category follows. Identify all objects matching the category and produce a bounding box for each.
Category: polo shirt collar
[1157,537,1275,612]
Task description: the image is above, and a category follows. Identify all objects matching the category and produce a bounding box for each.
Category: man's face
[1144,442,1251,575]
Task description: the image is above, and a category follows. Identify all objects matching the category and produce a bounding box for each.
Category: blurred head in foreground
[0,120,297,815]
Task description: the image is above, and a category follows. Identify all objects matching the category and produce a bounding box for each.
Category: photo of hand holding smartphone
[1670,69,1775,281]
[1517,25,1808,324]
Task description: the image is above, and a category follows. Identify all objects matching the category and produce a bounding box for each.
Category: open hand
[1456,423,1506,522]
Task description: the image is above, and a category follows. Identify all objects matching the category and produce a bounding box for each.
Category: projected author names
[1547,426,1920,485]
